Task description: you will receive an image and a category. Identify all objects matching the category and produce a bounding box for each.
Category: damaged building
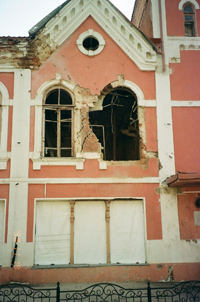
[0,0,200,283]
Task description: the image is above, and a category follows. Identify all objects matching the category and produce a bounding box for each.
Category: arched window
[43,88,74,157]
[183,4,196,36]
[89,88,140,161]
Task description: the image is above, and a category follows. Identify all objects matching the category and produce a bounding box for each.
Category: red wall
[172,107,200,173]
[0,73,14,99]
[178,193,200,239]
[145,107,158,152]
[170,51,200,101]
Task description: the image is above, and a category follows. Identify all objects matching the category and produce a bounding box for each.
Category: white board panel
[110,200,146,264]
[74,201,106,264]
[0,201,5,265]
[35,201,70,265]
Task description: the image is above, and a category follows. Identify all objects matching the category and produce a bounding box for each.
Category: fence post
[56,282,60,302]
[147,281,152,302]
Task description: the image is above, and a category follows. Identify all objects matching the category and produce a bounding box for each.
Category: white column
[3,69,31,267]
[156,72,175,182]
[151,0,160,38]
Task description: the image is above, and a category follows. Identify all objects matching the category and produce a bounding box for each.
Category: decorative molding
[111,79,145,106]
[167,37,200,63]
[0,82,10,156]
[178,0,200,10]
[0,82,10,104]
[35,78,76,104]
[31,158,84,170]
[171,101,200,106]
[36,0,157,70]
[0,158,8,170]
[0,177,160,184]
[76,29,105,56]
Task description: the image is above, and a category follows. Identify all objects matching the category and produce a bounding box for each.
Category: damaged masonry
[0,0,200,284]
[44,85,140,161]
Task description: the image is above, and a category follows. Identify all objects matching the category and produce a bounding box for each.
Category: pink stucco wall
[170,51,200,101]
[172,107,200,173]
[31,16,155,99]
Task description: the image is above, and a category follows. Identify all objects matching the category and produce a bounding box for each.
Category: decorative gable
[30,0,157,70]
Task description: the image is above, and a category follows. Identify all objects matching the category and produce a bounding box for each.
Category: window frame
[183,3,197,37]
[42,87,75,158]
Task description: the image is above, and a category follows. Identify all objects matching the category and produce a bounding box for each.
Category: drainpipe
[158,0,166,72]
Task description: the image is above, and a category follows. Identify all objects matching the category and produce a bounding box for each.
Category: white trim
[151,0,160,38]
[31,158,84,170]
[179,0,200,10]
[0,82,10,162]
[0,82,9,103]
[34,78,76,159]
[0,177,159,184]
[35,78,76,103]
[156,72,175,182]
[36,0,157,71]
[171,100,200,106]
[110,79,145,106]
[0,199,6,266]
[76,29,105,56]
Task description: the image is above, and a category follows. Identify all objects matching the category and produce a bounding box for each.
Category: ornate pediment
[30,0,157,70]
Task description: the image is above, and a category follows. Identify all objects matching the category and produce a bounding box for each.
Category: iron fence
[0,281,199,302]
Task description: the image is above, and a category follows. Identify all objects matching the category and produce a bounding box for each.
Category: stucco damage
[0,37,157,164]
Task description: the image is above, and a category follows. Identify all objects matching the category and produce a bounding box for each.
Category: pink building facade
[0,0,199,283]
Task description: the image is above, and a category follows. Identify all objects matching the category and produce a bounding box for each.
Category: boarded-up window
[35,201,70,265]
[35,200,146,265]
[110,200,146,264]
[0,201,5,265]
[74,201,107,264]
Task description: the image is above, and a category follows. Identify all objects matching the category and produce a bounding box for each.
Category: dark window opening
[83,36,99,51]
[89,88,140,161]
[195,198,200,208]
[44,88,73,157]
[183,5,196,37]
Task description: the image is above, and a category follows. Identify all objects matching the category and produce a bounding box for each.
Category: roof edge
[166,172,200,187]
[29,0,71,38]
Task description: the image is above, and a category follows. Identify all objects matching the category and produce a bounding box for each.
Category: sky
[0,0,135,37]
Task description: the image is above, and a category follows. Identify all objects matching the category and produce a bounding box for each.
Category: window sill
[32,263,149,269]
[31,157,85,170]
[30,153,155,171]
[0,156,10,170]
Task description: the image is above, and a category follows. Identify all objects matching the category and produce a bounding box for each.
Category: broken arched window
[89,88,140,161]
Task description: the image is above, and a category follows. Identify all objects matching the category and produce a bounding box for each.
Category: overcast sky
[0,0,135,37]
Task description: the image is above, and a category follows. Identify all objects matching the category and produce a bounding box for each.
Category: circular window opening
[83,36,99,51]
[77,30,105,56]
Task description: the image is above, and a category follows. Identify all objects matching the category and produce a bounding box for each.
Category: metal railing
[0,281,199,302]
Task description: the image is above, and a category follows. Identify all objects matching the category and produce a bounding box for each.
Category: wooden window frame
[43,87,75,158]
[183,3,197,37]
